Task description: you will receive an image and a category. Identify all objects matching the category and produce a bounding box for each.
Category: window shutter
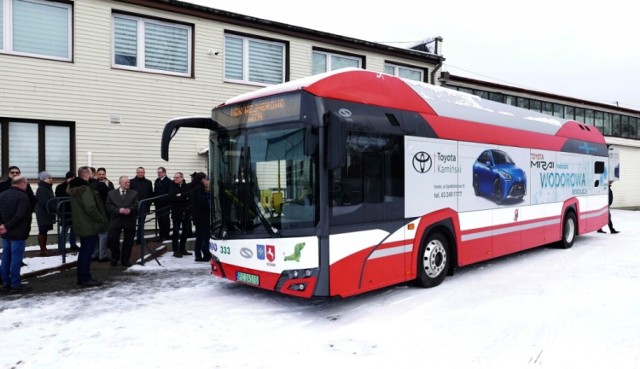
[224,35,243,80]
[331,55,359,70]
[248,40,283,84]
[312,52,327,75]
[0,3,3,50]
[144,21,188,73]
[114,16,138,66]
[8,122,38,178]
[45,126,70,178]
[398,68,422,81]
[12,0,69,59]
[383,65,394,75]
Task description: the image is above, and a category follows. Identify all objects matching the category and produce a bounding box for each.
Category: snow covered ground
[1,209,639,369]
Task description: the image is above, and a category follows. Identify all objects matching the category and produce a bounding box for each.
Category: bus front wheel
[416,232,451,288]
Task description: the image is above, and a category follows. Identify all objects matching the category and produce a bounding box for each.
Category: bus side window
[594,161,605,174]
[330,131,404,225]
[363,152,384,203]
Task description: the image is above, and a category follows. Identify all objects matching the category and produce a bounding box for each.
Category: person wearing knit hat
[35,171,55,256]
[38,171,52,181]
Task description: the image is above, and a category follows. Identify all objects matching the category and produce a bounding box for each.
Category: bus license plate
[236,271,259,286]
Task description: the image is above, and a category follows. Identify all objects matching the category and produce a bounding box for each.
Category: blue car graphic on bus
[472,149,527,204]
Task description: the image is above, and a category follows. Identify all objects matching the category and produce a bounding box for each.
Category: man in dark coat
[190,172,212,262]
[35,171,55,256]
[129,167,153,243]
[154,167,172,241]
[68,166,108,287]
[598,181,620,234]
[169,172,191,257]
[0,166,36,210]
[106,176,139,267]
[55,171,78,251]
[0,176,34,293]
[92,167,115,261]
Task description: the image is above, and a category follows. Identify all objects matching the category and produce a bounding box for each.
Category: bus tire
[558,211,577,249]
[416,232,451,288]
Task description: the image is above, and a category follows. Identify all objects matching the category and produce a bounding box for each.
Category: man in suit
[154,167,171,241]
[106,176,139,267]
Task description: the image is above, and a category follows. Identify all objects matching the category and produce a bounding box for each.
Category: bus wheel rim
[423,241,446,278]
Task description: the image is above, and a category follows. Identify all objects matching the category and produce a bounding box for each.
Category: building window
[594,111,604,133]
[629,117,638,139]
[224,34,284,85]
[611,114,621,136]
[603,113,612,136]
[384,63,424,82]
[574,108,584,123]
[564,106,574,120]
[553,104,564,118]
[530,100,542,113]
[621,115,629,138]
[584,109,595,125]
[516,97,529,109]
[474,90,489,100]
[489,92,504,103]
[1,118,74,178]
[312,50,361,75]
[0,0,72,60]
[113,14,192,76]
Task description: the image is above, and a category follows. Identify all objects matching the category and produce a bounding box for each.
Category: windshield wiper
[235,146,280,237]
[250,184,280,237]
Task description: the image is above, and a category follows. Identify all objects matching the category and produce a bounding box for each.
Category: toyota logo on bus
[412,151,433,173]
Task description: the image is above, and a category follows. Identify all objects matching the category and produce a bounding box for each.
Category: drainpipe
[431,60,443,85]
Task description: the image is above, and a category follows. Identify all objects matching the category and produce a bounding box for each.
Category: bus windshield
[209,122,317,238]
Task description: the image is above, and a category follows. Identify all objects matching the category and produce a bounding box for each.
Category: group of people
[0,165,212,293]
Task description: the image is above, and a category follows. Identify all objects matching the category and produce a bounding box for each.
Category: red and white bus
[161,68,616,298]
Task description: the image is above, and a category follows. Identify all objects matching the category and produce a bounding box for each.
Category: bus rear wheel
[416,232,451,288]
[558,211,577,249]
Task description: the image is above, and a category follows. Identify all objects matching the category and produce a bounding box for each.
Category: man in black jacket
[598,182,620,234]
[190,172,212,262]
[0,176,33,293]
[129,167,153,243]
[169,172,192,257]
[0,166,36,210]
[154,167,172,241]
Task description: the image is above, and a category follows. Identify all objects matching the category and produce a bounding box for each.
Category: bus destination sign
[222,94,301,125]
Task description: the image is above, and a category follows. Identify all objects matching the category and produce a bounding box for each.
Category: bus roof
[221,68,606,147]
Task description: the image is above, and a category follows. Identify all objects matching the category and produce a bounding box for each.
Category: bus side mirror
[326,111,347,171]
[161,116,217,161]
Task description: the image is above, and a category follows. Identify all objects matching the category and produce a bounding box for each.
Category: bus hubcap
[423,240,446,278]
